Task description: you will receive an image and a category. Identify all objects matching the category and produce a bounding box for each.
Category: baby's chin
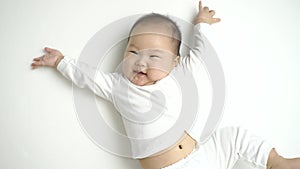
[130,78,155,86]
[131,80,154,86]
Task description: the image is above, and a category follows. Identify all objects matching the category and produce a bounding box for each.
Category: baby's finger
[31,61,43,69]
[44,47,55,53]
[209,10,216,16]
[203,7,209,12]
[33,56,43,61]
[198,1,203,10]
[34,59,45,66]
[211,18,221,24]
[31,62,38,69]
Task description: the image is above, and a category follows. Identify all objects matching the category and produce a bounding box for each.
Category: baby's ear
[174,55,180,67]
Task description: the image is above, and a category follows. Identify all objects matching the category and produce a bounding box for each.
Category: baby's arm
[181,1,220,71]
[31,47,116,101]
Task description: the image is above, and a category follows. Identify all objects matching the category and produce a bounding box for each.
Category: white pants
[162,127,274,169]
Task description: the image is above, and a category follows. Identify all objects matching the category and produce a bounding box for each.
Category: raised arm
[31,47,116,101]
[182,1,220,71]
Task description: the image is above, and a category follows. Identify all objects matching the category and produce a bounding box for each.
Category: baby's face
[123,31,179,86]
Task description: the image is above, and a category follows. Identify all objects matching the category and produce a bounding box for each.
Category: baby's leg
[201,126,274,169]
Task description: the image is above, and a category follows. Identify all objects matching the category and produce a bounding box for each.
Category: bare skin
[267,148,300,169]
[31,1,300,169]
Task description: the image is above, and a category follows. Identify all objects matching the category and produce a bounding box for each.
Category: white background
[0,0,299,168]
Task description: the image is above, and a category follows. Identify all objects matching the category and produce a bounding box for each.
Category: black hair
[128,13,182,56]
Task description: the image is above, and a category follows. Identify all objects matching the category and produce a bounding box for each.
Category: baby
[31,1,300,169]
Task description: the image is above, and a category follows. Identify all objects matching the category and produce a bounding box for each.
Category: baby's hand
[31,47,64,69]
[194,1,221,25]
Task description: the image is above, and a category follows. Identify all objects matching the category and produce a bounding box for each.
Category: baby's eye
[150,55,160,58]
[129,51,138,55]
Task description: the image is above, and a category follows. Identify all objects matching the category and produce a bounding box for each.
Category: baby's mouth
[134,70,147,76]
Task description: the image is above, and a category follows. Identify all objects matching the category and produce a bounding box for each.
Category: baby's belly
[139,132,196,169]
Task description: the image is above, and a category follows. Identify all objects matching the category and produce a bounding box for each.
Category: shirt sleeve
[180,23,206,72]
[56,56,117,102]
[179,23,216,144]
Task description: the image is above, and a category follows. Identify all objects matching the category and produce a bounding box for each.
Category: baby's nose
[135,56,147,67]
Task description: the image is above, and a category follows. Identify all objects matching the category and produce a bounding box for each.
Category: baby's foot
[267,148,300,169]
[286,158,300,169]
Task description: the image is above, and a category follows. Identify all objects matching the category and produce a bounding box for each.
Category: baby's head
[122,13,182,86]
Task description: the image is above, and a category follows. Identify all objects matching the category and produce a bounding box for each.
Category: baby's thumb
[44,47,54,53]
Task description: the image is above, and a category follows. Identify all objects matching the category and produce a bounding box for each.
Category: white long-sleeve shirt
[57,23,216,159]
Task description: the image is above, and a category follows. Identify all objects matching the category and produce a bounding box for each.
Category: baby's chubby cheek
[149,61,173,74]
[147,69,168,81]
[121,58,134,77]
[122,66,133,80]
